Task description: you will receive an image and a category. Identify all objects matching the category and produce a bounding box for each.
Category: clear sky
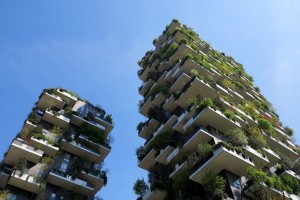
[0,0,299,199]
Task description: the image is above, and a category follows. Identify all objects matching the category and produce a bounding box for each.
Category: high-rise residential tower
[135,20,300,200]
[0,88,113,199]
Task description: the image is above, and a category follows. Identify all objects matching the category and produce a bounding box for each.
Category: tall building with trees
[134,19,300,200]
[0,88,113,199]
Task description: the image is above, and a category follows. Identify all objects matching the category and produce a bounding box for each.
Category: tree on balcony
[133,178,149,197]
[225,128,248,147]
[201,171,226,200]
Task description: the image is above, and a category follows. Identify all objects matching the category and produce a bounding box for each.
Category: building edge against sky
[134,19,300,200]
[0,88,114,199]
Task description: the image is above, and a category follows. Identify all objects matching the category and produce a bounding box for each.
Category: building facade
[0,88,113,200]
[135,20,300,200]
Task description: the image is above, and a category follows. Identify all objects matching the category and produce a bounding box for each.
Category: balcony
[228,88,244,104]
[94,116,114,135]
[173,58,216,81]
[37,92,65,110]
[61,139,102,163]
[152,92,167,107]
[155,146,175,165]
[138,63,157,82]
[47,169,94,196]
[244,182,289,200]
[169,161,188,178]
[169,73,191,93]
[56,89,78,107]
[167,128,215,165]
[162,95,176,113]
[263,132,298,159]
[168,43,199,64]
[8,169,40,194]
[4,139,43,165]
[70,114,105,132]
[189,146,254,184]
[139,79,155,96]
[138,98,153,116]
[145,115,178,149]
[262,148,280,167]
[23,120,37,132]
[43,109,70,129]
[30,136,59,157]
[0,165,12,189]
[243,146,269,167]
[176,77,218,109]
[138,118,160,140]
[78,134,111,161]
[173,106,196,134]
[183,107,241,134]
[138,148,156,170]
[79,171,105,195]
[142,188,167,200]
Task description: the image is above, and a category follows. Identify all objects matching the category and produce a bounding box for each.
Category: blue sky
[0,1,299,199]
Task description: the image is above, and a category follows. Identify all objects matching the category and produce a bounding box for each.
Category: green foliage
[225,128,248,147]
[150,132,173,150]
[146,86,168,98]
[136,122,146,132]
[221,79,235,90]
[284,126,294,136]
[224,109,236,121]
[258,119,271,131]
[248,126,267,149]
[136,146,147,161]
[162,42,179,60]
[201,171,226,198]
[197,143,214,160]
[77,123,106,144]
[187,96,200,107]
[190,69,199,77]
[180,38,188,44]
[190,43,199,51]
[247,167,300,195]
[199,97,215,110]
[0,190,10,199]
[152,38,158,45]
[133,178,149,196]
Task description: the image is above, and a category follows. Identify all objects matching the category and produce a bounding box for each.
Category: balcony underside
[156,146,175,165]
[184,107,241,134]
[43,111,69,129]
[176,78,217,109]
[142,189,167,200]
[47,172,94,196]
[37,92,65,110]
[61,140,102,163]
[4,141,43,165]
[79,171,104,195]
[138,119,160,140]
[30,137,59,157]
[8,171,40,194]
[190,147,254,184]
[138,149,156,170]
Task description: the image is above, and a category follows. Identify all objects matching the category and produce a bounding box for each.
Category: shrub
[190,69,199,77]
[136,146,147,162]
[221,79,235,90]
[197,143,213,160]
[180,38,188,44]
[201,171,226,198]
[162,42,179,60]
[284,126,294,136]
[225,128,248,147]
[133,178,149,196]
[152,38,158,45]
[199,98,215,110]
[248,126,267,149]
[224,109,235,121]
[190,43,199,51]
[258,118,271,131]
[136,122,145,132]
